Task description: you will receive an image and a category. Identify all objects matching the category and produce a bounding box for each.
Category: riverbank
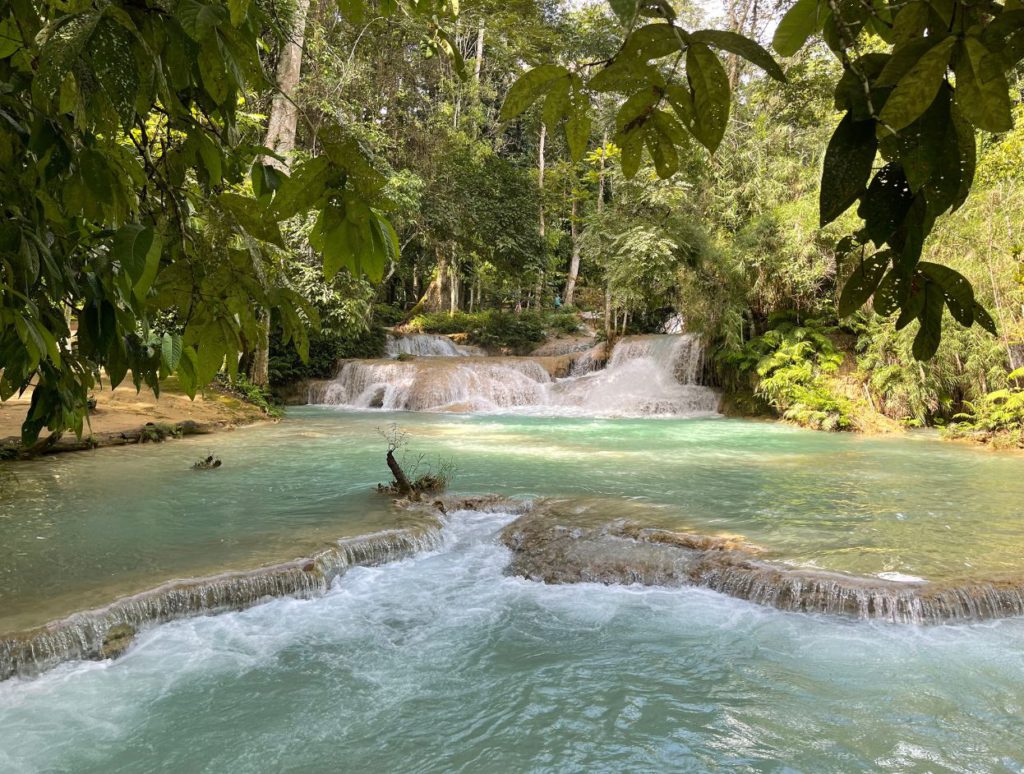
[0,380,270,459]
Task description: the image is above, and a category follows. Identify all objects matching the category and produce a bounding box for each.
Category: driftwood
[386,449,415,496]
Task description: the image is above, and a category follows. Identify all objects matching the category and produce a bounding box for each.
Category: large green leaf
[690,29,786,82]
[565,76,592,162]
[608,0,639,26]
[857,163,914,245]
[912,282,944,360]
[541,75,570,134]
[920,261,974,326]
[838,250,890,316]
[271,155,334,219]
[953,37,1013,132]
[646,127,678,178]
[772,0,818,57]
[820,113,876,226]
[499,65,569,121]
[877,36,954,131]
[589,58,664,93]
[621,23,684,60]
[686,43,730,153]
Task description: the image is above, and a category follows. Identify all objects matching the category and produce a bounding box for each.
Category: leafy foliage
[507,0,1022,359]
[0,0,457,443]
[722,317,854,430]
[946,368,1024,447]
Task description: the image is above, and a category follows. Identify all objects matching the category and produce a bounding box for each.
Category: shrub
[268,325,386,385]
[720,315,854,431]
[945,368,1024,447]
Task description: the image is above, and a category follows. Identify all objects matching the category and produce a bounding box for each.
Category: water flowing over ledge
[0,497,524,682]
[311,333,721,417]
[500,504,1024,625]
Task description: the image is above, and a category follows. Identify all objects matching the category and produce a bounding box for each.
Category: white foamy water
[385,333,484,357]
[3,508,1023,772]
[314,334,721,417]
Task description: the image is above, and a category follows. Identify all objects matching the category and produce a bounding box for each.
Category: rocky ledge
[500,504,1024,625]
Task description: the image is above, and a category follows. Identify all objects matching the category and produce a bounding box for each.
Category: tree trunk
[604,287,612,339]
[251,0,311,386]
[474,25,485,84]
[404,248,448,320]
[386,450,414,497]
[534,123,546,310]
[264,0,311,172]
[564,194,581,306]
[449,265,459,315]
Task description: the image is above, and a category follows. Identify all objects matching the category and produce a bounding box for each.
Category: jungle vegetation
[0,0,1022,442]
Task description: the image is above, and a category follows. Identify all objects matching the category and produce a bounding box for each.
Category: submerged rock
[501,505,1024,625]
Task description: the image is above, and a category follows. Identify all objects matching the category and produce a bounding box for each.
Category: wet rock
[98,623,137,660]
[500,506,1024,624]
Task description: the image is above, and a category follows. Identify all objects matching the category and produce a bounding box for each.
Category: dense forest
[1,0,1023,443]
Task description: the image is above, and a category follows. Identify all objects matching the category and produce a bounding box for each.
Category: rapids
[2,507,1024,772]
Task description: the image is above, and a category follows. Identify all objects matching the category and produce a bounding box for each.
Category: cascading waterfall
[312,334,721,417]
[501,510,1024,625]
[0,496,531,682]
[385,333,484,358]
[0,521,446,682]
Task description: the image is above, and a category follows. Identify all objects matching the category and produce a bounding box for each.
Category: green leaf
[589,59,664,93]
[954,37,1013,133]
[773,0,819,57]
[664,82,694,128]
[621,23,684,60]
[615,86,660,132]
[690,29,786,82]
[218,193,285,247]
[198,38,230,105]
[895,286,926,329]
[161,333,183,374]
[892,1,929,45]
[227,0,251,25]
[337,0,366,22]
[820,113,877,226]
[177,0,227,41]
[878,36,954,131]
[857,163,914,245]
[541,75,570,134]
[686,43,730,153]
[838,250,890,316]
[920,261,974,326]
[499,65,569,121]
[972,301,997,334]
[608,0,638,25]
[618,127,645,179]
[0,17,23,59]
[565,76,592,162]
[912,283,944,360]
[646,127,678,178]
[873,268,910,315]
[271,155,334,219]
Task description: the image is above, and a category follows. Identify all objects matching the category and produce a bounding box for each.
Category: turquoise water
[4,409,1024,631]
[2,409,1024,771]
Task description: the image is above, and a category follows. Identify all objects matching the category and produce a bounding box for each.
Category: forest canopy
[0,0,1022,442]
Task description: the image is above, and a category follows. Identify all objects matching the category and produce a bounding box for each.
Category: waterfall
[385,333,484,358]
[0,520,447,682]
[313,334,721,417]
[502,509,1024,625]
